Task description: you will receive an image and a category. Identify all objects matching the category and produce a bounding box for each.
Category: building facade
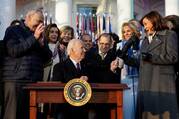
[0,0,179,40]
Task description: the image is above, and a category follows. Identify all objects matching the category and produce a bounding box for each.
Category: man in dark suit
[52,39,88,82]
[83,33,122,119]
[52,37,122,119]
[52,39,88,119]
[85,33,121,83]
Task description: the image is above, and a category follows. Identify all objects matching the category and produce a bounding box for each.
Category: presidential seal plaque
[64,78,92,106]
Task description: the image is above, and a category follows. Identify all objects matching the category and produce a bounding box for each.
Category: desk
[25,82,128,119]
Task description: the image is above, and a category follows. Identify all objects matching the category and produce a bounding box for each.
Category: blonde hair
[60,25,74,38]
[121,22,141,39]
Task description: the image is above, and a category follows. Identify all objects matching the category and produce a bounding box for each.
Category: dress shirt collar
[70,57,81,69]
[148,31,156,43]
[98,50,107,59]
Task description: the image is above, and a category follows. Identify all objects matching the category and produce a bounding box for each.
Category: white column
[55,0,72,27]
[0,0,16,40]
[165,0,179,16]
[117,0,133,37]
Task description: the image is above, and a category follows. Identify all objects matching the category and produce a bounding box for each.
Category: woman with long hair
[136,11,178,119]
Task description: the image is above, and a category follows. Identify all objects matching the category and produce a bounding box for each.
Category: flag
[109,16,112,33]
[84,15,87,33]
[98,16,101,35]
[102,15,106,32]
[89,15,91,34]
[93,15,97,33]
[76,13,79,36]
[91,15,94,33]
[82,15,85,34]
[86,16,90,34]
[79,14,82,35]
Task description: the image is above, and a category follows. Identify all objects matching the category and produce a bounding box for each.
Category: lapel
[103,51,111,61]
[66,58,79,74]
[93,47,103,60]
[66,58,85,74]
[147,35,162,51]
[141,31,164,52]
[141,38,149,52]
[63,58,83,82]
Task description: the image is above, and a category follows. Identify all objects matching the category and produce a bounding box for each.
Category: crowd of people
[0,8,179,119]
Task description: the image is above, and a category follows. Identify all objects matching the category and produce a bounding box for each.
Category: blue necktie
[76,63,81,71]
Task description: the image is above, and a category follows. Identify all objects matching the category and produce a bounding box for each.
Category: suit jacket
[84,47,121,83]
[52,58,88,82]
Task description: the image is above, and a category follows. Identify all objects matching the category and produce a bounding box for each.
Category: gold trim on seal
[64,78,92,106]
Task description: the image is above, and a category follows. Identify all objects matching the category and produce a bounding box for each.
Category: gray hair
[25,9,44,20]
[67,39,83,55]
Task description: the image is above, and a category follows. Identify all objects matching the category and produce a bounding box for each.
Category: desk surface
[24,82,128,90]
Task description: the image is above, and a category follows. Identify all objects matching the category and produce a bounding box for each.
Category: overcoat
[137,30,179,119]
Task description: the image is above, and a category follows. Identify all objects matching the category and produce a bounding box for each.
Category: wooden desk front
[25,82,128,119]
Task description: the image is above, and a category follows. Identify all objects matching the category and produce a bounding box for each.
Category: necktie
[76,63,81,71]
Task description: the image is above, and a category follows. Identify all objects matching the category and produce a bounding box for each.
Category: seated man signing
[52,39,88,82]
[52,39,88,119]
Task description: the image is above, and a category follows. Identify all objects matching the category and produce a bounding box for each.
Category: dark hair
[45,23,60,42]
[80,34,92,41]
[109,32,120,43]
[98,33,113,43]
[140,11,167,31]
[164,15,179,30]
[10,19,21,26]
